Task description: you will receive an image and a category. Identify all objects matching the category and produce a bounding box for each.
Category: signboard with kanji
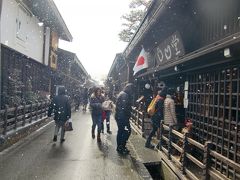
[153,31,185,66]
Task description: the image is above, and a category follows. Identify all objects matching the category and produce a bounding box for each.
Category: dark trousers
[102,111,111,132]
[75,102,80,111]
[91,113,102,134]
[54,123,65,140]
[116,118,131,148]
[146,124,158,145]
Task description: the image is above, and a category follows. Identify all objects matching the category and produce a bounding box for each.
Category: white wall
[1,0,45,63]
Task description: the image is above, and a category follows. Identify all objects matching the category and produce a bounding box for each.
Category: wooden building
[109,0,240,178]
[0,0,72,108]
[55,48,89,100]
[106,53,129,101]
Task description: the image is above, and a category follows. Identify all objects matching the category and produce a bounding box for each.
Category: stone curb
[0,120,54,162]
[128,133,153,180]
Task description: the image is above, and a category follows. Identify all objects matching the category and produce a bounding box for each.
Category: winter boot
[91,129,95,139]
[53,135,57,142]
[123,146,130,154]
[107,125,112,134]
[97,133,101,143]
[101,122,104,133]
[116,145,123,153]
[107,130,112,134]
[145,139,154,149]
[117,145,128,155]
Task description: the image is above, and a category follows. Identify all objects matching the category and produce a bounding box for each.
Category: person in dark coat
[90,87,104,142]
[74,90,81,111]
[48,87,71,143]
[145,87,167,149]
[115,83,134,155]
[82,87,88,111]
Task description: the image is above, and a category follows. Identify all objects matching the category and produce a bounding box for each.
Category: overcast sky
[53,0,131,81]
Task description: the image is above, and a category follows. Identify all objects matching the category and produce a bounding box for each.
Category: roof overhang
[74,56,89,77]
[58,48,89,76]
[137,32,240,78]
[107,53,122,77]
[24,0,73,42]
[123,0,172,58]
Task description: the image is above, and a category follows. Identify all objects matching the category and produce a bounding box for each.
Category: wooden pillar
[203,141,212,180]
[168,125,173,160]
[181,132,189,175]
[159,121,164,150]
[0,0,3,108]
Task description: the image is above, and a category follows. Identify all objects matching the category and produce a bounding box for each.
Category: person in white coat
[164,88,177,126]
[102,93,115,134]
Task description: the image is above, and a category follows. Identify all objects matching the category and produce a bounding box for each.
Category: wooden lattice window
[187,66,240,178]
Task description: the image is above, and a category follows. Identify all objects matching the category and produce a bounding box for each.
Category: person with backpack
[145,87,167,149]
[48,87,71,143]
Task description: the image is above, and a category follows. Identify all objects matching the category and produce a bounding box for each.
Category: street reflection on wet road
[0,111,141,180]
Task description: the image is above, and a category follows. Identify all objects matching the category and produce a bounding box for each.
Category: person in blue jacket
[90,87,104,143]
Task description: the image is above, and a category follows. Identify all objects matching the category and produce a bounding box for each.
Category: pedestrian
[48,87,71,143]
[74,90,81,111]
[90,87,104,143]
[102,92,114,134]
[82,87,88,111]
[115,83,134,155]
[143,83,153,111]
[164,88,177,126]
[145,87,167,149]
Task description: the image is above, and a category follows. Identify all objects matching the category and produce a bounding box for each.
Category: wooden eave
[24,0,73,42]
[137,32,240,78]
[123,0,173,59]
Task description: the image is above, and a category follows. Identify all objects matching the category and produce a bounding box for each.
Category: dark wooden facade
[125,0,240,77]
[186,59,240,179]
[106,53,129,101]
[113,0,240,178]
[53,48,89,102]
[1,45,50,108]
[0,0,73,109]
[0,46,90,109]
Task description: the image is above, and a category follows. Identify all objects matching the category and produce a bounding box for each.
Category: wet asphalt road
[0,111,141,180]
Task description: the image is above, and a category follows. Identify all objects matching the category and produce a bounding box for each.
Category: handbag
[102,100,113,111]
[65,118,73,131]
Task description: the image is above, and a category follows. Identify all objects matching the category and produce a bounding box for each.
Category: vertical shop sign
[184,81,189,108]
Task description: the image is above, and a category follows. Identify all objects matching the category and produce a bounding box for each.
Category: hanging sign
[154,31,185,65]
